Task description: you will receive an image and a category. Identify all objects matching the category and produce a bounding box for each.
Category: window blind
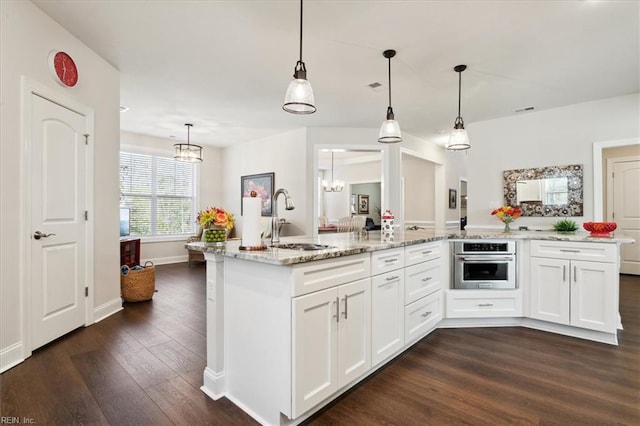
[119,152,197,237]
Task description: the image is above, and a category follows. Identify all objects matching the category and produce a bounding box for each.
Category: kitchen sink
[270,243,335,251]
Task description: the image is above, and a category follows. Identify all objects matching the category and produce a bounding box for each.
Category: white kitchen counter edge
[186,230,634,266]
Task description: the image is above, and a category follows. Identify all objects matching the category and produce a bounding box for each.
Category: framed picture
[357,194,369,214]
[449,188,457,209]
[241,172,274,216]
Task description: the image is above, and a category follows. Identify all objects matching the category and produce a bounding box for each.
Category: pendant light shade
[283,0,316,114]
[447,64,470,151]
[322,151,344,192]
[174,123,203,163]
[378,49,402,144]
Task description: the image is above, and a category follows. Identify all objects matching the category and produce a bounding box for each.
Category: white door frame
[21,77,95,359]
[593,138,640,221]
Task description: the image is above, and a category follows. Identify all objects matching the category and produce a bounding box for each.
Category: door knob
[33,231,55,240]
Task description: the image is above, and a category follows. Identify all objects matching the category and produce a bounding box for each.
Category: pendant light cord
[457,70,462,118]
[298,0,303,63]
[387,56,392,107]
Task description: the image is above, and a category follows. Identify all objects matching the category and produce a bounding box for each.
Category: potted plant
[552,219,578,233]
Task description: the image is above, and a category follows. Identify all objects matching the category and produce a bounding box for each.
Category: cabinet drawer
[404,291,441,344]
[530,240,616,263]
[405,241,441,266]
[292,253,370,297]
[405,259,441,305]
[445,290,523,318]
[371,248,405,276]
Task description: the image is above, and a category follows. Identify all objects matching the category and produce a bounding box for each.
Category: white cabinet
[405,259,441,305]
[530,241,618,333]
[446,290,522,318]
[370,248,405,367]
[404,242,443,344]
[292,277,370,417]
[371,270,404,367]
[405,290,441,344]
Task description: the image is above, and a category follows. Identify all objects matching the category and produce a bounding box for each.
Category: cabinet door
[371,272,404,367]
[530,257,570,325]
[337,278,371,387]
[571,260,617,332]
[292,287,338,417]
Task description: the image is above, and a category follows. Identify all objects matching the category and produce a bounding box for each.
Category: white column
[201,252,226,399]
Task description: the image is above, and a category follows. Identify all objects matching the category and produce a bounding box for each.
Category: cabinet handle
[560,249,580,253]
[333,297,339,323]
[422,250,432,255]
[478,303,494,307]
[384,258,398,263]
[421,311,432,317]
[342,294,348,319]
[574,265,577,283]
[386,275,399,281]
[421,277,432,282]
[563,265,566,282]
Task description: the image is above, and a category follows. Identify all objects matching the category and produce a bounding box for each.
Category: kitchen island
[187,230,633,425]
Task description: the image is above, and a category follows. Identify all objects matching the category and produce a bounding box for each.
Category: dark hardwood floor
[1,264,638,425]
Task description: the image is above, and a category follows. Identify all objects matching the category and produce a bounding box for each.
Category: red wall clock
[48,50,78,87]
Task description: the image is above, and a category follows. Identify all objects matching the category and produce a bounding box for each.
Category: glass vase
[503,221,512,233]
[202,226,227,247]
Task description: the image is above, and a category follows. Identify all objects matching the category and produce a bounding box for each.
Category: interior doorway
[23,82,94,357]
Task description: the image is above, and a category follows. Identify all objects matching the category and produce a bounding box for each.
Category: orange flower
[491,205,521,223]
[197,207,234,230]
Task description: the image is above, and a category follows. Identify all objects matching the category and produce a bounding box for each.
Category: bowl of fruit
[583,222,617,237]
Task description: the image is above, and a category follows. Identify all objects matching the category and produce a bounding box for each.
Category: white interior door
[610,159,640,275]
[30,94,88,349]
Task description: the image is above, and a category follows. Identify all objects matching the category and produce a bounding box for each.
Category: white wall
[1,1,120,370]
[120,131,223,264]
[402,153,436,224]
[222,128,308,237]
[466,93,640,229]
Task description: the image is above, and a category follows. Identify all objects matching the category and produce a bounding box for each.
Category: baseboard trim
[0,341,24,373]
[201,367,226,400]
[93,297,123,323]
[140,255,188,266]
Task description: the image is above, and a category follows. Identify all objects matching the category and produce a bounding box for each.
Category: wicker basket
[120,261,155,302]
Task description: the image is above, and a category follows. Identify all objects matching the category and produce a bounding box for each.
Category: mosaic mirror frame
[503,164,583,217]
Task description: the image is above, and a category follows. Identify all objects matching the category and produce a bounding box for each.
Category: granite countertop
[186,229,634,266]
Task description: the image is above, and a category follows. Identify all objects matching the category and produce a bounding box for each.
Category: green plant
[553,219,578,232]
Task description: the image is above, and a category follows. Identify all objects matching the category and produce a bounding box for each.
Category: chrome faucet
[271,188,295,245]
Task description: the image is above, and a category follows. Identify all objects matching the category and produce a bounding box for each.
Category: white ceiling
[34,0,639,148]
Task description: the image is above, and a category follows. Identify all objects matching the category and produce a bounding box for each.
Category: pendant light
[378,49,402,144]
[447,64,471,151]
[283,0,316,114]
[174,123,203,163]
[322,151,344,192]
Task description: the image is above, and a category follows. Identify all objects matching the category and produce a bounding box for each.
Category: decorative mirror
[503,164,583,216]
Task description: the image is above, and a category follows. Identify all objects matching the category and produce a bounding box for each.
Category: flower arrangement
[491,205,522,232]
[197,207,234,231]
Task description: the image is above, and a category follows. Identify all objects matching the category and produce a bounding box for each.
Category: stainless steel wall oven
[453,241,517,289]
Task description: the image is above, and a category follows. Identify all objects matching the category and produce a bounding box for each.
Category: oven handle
[457,256,515,262]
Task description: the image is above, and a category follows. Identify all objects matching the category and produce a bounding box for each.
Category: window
[119,152,197,237]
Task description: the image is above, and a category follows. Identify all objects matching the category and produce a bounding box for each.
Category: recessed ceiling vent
[514,106,535,113]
